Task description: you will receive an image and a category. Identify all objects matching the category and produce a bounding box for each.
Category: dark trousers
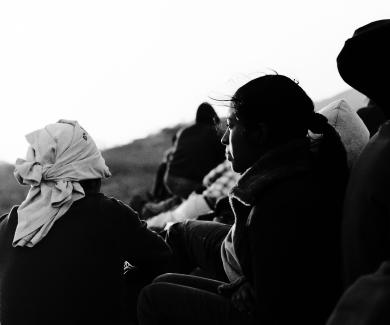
[166,220,231,281]
[137,273,253,325]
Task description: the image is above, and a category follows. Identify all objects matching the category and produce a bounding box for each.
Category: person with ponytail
[137,75,348,325]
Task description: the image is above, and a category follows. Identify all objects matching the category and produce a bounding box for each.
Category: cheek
[229,129,244,158]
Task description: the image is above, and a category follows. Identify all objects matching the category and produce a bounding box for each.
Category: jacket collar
[230,138,314,207]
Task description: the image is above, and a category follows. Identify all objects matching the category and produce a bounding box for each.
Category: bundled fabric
[202,160,239,202]
[13,120,111,247]
[316,99,369,168]
[147,160,239,229]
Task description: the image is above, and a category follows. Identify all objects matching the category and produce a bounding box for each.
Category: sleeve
[113,199,172,274]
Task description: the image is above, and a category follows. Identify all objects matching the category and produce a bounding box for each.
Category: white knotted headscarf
[13,119,111,247]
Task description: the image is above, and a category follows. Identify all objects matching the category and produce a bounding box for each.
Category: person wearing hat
[325,19,390,325]
[337,19,390,288]
[0,120,172,325]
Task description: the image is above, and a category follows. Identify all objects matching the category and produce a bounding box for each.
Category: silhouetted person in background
[137,75,348,325]
[326,19,390,325]
[151,133,177,202]
[357,98,386,137]
[0,120,171,325]
[164,102,225,199]
[337,19,390,288]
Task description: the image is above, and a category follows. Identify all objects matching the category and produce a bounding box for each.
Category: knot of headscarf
[13,119,111,247]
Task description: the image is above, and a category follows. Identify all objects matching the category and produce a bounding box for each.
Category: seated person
[164,102,225,199]
[0,120,172,325]
[146,160,239,229]
[137,75,349,325]
[337,19,390,287]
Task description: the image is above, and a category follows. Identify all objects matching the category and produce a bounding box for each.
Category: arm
[115,200,172,274]
[249,182,315,324]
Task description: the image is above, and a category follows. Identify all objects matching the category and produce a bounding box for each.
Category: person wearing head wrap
[13,119,111,247]
[0,120,171,325]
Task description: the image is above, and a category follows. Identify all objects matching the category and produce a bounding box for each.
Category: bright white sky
[0,0,389,163]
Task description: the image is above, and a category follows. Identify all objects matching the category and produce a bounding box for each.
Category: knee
[153,273,178,284]
[166,221,186,246]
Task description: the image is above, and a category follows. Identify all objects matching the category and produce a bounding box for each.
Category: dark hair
[195,102,220,125]
[232,74,348,180]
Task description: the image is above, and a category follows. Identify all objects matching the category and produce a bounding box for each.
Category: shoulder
[258,172,318,202]
[178,124,194,136]
[94,194,143,231]
[0,206,19,235]
[249,173,321,222]
[0,212,8,224]
[0,205,18,222]
[98,194,138,217]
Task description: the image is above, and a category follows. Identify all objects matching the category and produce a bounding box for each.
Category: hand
[231,281,255,314]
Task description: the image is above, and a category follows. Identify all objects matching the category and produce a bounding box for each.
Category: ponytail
[308,112,349,190]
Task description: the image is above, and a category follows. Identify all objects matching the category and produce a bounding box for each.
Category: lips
[226,152,233,161]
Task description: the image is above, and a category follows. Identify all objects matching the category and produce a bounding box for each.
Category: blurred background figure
[141,102,225,219]
[146,160,239,230]
[164,102,225,199]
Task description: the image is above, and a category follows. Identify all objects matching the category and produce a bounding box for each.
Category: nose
[221,128,229,146]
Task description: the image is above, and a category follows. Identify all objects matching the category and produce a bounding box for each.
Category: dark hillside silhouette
[0,88,365,215]
[0,163,28,214]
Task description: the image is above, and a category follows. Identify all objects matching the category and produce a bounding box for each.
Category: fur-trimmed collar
[230,138,314,207]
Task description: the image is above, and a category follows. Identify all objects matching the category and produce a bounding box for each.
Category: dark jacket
[342,120,390,287]
[167,122,225,182]
[0,193,171,325]
[228,139,345,324]
[327,261,390,325]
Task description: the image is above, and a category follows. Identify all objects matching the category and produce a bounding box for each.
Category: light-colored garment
[220,223,243,281]
[147,161,239,229]
[202,160,239,201]
[147,192,211,229]
[13,120,111,247]
[316,99,369,168]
